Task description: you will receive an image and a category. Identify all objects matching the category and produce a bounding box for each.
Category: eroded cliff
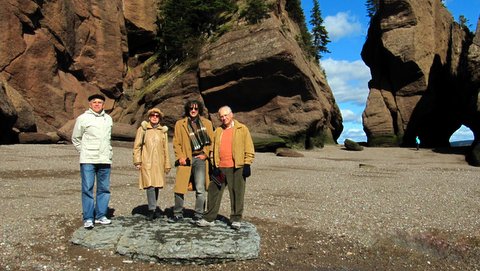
[0,0,342,148]
[362,0,479,150]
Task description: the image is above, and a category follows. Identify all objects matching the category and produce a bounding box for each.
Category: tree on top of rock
[365,0,379,18]
[157,0,237,70]
[309,0,330,60]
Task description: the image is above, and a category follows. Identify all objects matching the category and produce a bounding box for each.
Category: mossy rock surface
[367,135,400,147]
[344,139,364,151]
[252,133,286,152]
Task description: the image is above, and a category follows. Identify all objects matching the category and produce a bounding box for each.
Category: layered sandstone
[0,0,127,141]
[0,0,341,148]
[361,0,479,148]
[197,5,342,148]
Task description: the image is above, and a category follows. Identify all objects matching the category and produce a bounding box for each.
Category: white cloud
[340,109,362,123]
[324,12,362,41]
[338,128,367,143]
[321,58,371,105]
[341,109,355,121]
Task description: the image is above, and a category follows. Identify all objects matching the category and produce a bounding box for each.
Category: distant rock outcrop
[362,0,479,150]
[0,0,342,148]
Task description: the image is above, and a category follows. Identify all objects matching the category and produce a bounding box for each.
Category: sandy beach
[1,143,479,270]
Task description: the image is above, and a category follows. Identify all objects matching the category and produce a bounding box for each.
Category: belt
[192,150,204,156]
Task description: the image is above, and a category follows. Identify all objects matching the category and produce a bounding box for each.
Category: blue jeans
[173,157,206,217]
[192,157,206,216]
[80,163,111,221]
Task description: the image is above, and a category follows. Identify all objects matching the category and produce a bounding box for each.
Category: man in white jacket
[72,94,113,229]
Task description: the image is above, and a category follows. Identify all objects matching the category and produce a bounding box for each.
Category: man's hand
[135,164,142,170]
[242,164,251,178]
[194,154,207,160]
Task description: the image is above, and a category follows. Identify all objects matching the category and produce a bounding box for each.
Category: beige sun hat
[147,108,164,118]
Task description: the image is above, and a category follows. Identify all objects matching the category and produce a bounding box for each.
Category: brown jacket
[173,116,214,194]
[213,120,254,168]
[133,121,171,189]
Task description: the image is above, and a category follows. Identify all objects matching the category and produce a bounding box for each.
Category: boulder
[57,119,76,142]
[4,83,36,132]
[0,81,17,143]
[71,215,260,264]
[112,123,137,141]
[275,148,304,157]
[344,139,364,151]
[18,132,59,144]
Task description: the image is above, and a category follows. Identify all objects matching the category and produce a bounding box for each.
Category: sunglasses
[190,107,198,111]
[150,114,161,118]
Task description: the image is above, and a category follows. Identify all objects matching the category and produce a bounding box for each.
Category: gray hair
[218,106,232,114]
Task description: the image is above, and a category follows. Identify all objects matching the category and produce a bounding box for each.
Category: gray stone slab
[71,215,260,264]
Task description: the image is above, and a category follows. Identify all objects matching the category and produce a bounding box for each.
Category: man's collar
[223,120,234,129]
[89,108,104,116]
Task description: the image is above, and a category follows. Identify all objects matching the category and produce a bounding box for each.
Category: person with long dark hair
[169,100,214,223]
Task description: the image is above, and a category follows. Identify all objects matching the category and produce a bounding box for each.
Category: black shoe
[189,215,202,224]
[146,210,155,221]
[154,210,164,219]
[167,215,183,223]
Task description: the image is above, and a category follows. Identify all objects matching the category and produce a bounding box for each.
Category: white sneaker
[95,217,111,225]
[196,219,215,227]
[231,221,241,230]
[84,220,94,229]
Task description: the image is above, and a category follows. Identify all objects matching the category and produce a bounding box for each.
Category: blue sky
[300,0,479,144]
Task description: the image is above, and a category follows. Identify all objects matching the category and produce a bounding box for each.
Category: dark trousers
[204,167,245,222]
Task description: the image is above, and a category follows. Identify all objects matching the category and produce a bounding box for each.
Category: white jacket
[72,108,113,164]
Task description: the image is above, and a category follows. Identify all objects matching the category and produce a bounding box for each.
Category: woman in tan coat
[133,108,171,220]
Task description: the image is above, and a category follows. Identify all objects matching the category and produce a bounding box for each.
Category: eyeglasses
[219,113,231,119]
[190,107,198,111]
[150,114,161,118]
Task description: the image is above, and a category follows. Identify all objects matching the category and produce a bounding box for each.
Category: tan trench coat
[173,116,214,194]
[133,121,171,189]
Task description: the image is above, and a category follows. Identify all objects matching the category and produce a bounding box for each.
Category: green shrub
[240,0,270,24]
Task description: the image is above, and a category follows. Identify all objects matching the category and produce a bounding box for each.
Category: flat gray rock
[71,215,260,264]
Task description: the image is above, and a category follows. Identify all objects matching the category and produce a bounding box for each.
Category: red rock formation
[362,0,478,148]
[0,0,342,148]
[197,5,342,148]
[0,0,127,139]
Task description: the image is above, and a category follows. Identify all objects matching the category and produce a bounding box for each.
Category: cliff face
[0,0,342,148]
[0,0,128,142]
[196,5,342,148]
[361,0,479,147]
